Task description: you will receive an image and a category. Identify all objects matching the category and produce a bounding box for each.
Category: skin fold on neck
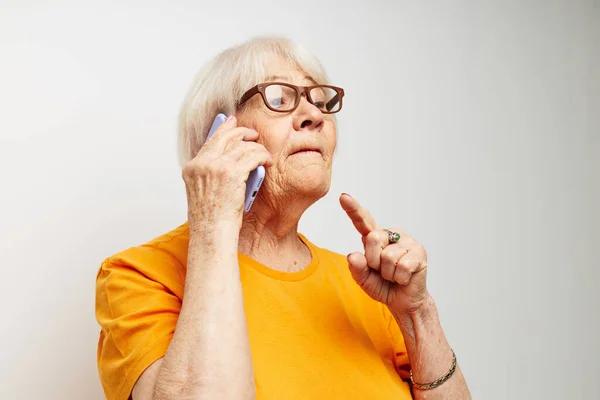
[238,196,314,273]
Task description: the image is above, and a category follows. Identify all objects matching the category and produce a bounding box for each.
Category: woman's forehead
[264,73,317,85]
[263,59,317,85]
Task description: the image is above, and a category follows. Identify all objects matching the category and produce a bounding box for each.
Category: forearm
[390,294,470,400]
[154,223,255,400]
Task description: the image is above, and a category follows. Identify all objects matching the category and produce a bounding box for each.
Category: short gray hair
[177,36,331,166]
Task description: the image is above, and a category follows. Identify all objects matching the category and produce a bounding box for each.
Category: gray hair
[177,36,331,166]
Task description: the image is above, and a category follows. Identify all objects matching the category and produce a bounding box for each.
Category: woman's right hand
[182,115,273,230]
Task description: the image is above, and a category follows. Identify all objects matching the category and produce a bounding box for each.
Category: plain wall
[0,1,598,399]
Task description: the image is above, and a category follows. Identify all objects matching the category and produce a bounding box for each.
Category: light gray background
[0,1,598,399]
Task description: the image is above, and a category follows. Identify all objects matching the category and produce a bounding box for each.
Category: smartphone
[205,113,265,213]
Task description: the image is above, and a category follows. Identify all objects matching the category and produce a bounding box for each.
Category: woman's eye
[270,97,284,106]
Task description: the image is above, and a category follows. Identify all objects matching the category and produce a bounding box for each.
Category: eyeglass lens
[264,84,341,113]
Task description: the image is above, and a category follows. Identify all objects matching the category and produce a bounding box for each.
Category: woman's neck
[238,200,312,273]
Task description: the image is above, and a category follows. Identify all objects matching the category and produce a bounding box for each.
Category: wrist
[388,295,463,392]
[389,293,437,339]
[389,293,436,321]
[187,205,243,232]
[188,219,241,252]
[186,223,242,282]
[189,216,241,235]
[408,292,436,321]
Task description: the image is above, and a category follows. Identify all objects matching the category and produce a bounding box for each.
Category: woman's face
[237,57,337,207]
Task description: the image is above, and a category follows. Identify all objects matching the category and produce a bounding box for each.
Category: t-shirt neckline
[237,233,320,281]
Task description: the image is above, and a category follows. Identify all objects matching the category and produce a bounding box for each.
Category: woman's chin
[289,166,331,198]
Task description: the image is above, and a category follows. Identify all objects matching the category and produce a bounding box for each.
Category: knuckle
[366,230,385,245]
[216,130,240,146]
[205,159,221,172]
[182,159,204,178]
[181,163,194,178]
[380,246,396,262]
[409,240,425,255]
[396,258,410,271]
[220,162,238,178]
[247,142,263,151]
[238,141,256,151]
[365,231,377,242]
[206,159,232,178]
[377,230,389,243]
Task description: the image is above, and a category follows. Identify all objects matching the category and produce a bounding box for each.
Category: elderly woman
[95,36,470,400]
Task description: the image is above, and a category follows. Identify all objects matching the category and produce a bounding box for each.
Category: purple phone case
[206,114,265,213]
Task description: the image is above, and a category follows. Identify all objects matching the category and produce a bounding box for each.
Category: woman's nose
[294,96,324,131]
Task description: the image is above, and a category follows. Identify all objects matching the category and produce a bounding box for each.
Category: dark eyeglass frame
[238,82,345,114]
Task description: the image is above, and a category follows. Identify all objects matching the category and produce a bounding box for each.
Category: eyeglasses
[238,82,345,114]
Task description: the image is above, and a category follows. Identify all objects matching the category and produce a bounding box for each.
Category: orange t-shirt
[95,223,413,400]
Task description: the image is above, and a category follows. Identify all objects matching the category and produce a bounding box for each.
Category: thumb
[347,252,370,286]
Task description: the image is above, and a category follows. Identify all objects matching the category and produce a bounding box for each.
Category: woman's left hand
[340,193,429,315]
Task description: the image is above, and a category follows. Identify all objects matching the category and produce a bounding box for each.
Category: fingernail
[342,192,352,198]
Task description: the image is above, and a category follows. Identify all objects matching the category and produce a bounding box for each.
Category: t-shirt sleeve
[95,259,182,400]
[382,305,412,381]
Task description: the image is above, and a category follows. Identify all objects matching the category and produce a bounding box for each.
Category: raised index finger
[339,193,380,236]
